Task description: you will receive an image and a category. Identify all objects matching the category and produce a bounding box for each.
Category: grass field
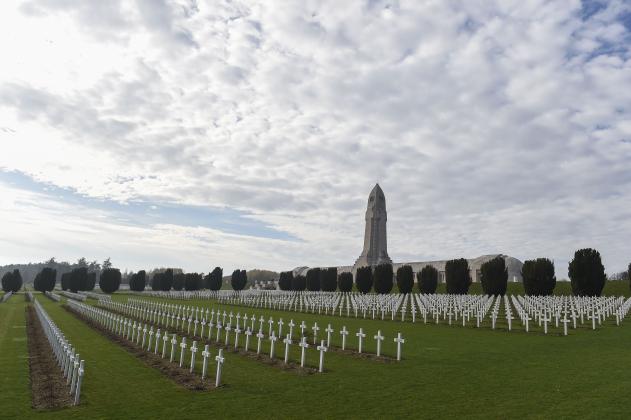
[2,289,631,419]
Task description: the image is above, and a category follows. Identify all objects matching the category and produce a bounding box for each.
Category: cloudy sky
[1,0,630,276]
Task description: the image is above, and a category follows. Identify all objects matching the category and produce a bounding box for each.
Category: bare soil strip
[63,305,215,391]
[26,306,74,409]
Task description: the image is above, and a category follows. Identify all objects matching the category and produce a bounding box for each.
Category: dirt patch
[26,306,74,409]
[63,305,215,391]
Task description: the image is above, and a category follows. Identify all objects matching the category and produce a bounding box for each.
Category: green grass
[2,291,631,419]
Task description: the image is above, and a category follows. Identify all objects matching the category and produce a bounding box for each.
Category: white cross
[201,344,211,380]
[154,329,161,354]
[283,334,292,364]
[216,322,223,342]
[288,319,295,339]
[236,313,241,330]
[278,318,284,337]
[269,332,278,359]
[245,327,252,352]
[190,341,198,373]
[228,311,234,325]
[250,314,256,330]
[141,325,148,348]
[300,321,307,336]
[561,317,571,336]
[193,318,199,337]
[222,310,227,324]
[267,317,274,336]
[325,324,334,347]
[316,340,328,373]
[148,327,154,351]
[356,328,366,353]
[340,326,349,350]
[215,349,224,388]
[179,337,187,367]
[394,332,405,361]
[258,316,265,331]
[312,322,320,344]
[162,331,169,359]
[224,324,232,346]
[299,336,309,368]
[374,330,384,357]
[234,327,242,349]
[256,329,264,355]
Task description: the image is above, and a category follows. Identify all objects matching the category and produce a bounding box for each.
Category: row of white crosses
[104,298,406,363]
[33,298,85,405]
[67,300,225,387]
[78,291,108,301]
[59,291,87,302]
[44,291,62,302]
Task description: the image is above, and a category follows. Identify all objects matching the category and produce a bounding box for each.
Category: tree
[129,270,146,292]
[417,265,438,294]
[151,273,162,291]
[338,272,353,292]
[102,257,112,270]
[355,266,373,294]
[480,256,508,296]
[60,272,70,290]
[172,273,185,291]
[278,271,293,291]
[69,267,88,292]
[99,268,121,294]
[231,269,247,291]
[34,267,56,292]
[521,258,556,296]
[320,267,337,292]
[292,274,306,291]
[373,263,394,294]
[86,272,97,290]
[445,258,472,294]
[1,269,22,292]
[185,273,203,291]
[396,265,414,294]
[160,268,173,291]
[306,268,321,291]
[205,267,223,291]
[569,248,606,297]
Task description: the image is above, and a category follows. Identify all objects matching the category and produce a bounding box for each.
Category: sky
[0,0,630,276]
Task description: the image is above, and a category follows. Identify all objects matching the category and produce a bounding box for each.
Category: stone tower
[354,184,392,268]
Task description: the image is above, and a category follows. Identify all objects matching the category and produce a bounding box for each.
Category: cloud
[1,0,630,273]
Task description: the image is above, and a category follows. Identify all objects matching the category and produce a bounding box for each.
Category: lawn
[2,290,631,419]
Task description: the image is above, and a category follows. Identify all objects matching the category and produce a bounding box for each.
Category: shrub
[521,258,556,296]
[34,267,56,292]
[185,273,203,291]
[338,272,353,292]
[1,269,22,293]
[231,269,247,291]
[445,258,472,294]
[292,274,306,291]
[129,270,146,292]
[480,256,508,296]
[373,263,394,294]
[417,265,438,293]
[160,269,173,291]
[569,248,606,297]
[205,267,223,291]
[306,268,321,291]
[278,271,293,291]
[320,267,337,292]
[396,265,414,294]
[355,266,373,294]
[99,268,121,294]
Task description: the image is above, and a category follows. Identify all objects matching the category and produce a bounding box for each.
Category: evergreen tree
[445,258,472,294]
[151,273,162,291]
[306,268,321,291]
[417,265,438,294]
[69,267,88,292]
[61,272,70,291]
[521,258,556,296]
[160,268,173,291]
[396,265,414,294]
[34,267,56,292]
[1,269,22,292]
[205,267,223,291]
[86,272,97,291]
[338,272,353,292]
[480,256,508,296]
[231,269,247,291]
[355,266,373,294]
[172,273,185,291]
[373,263,394,294]
[99,268,121,294]
[292,274,306,291]
[278,271,293,291]
[129,270,147,292]
[320,267,338,292]
[185,273,203,291]
[569,248,607,297]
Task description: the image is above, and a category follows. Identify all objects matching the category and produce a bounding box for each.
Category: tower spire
[354,184,391,268]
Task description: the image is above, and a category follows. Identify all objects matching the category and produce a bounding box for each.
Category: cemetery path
[26,305,74,409]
